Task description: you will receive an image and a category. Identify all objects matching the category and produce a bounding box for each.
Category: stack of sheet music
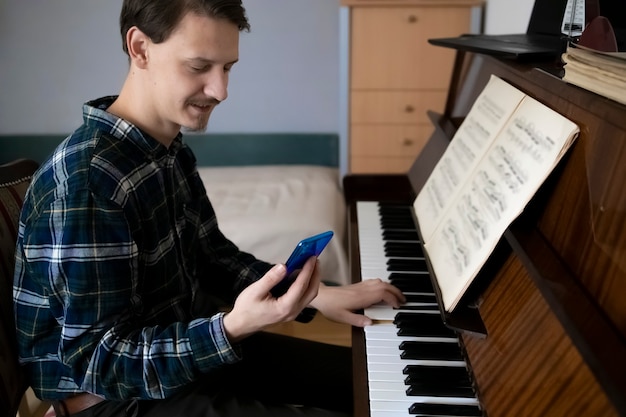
[561,43,626,105]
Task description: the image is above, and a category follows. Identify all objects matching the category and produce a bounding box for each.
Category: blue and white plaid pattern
[13,96,271,400]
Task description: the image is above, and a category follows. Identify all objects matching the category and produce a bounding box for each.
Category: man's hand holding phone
[223,257,320,343]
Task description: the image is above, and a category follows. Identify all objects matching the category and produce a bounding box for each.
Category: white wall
[484,0,534,34]
[0,0,340,135]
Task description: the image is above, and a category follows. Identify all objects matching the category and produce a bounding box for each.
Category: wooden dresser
[342,0,483,173]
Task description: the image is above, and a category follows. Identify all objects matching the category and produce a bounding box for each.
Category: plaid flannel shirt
[13,96,272,401]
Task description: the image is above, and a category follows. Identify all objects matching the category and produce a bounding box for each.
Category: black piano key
[395,304,439,311]
[382,230,420,241]
[379,215,415,230]
[389,280,429,293]
[385,241,422,251]
[394,313,456,337]
[385,246,424,258]
[398,324,456,338]
[404,372,472,388]
[389,274,434,293]
[380,217,416,228]
[393,311,443,326]
[388,274,430,286]
[404,293,437,303]
[386,249,424,259]
[399,341,464,361]
[378,204,413,214]
[403,365,471,385]
[406,382,475,398]
[387,258,428,271]
[388,272,429,282]
[408,403,482,416]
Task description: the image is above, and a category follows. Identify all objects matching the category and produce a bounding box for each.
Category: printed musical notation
[414,75,580,311]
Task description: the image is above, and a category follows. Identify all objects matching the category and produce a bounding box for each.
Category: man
[13,1,405,416]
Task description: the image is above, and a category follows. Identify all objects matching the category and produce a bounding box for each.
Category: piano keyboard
[357,201,483,417]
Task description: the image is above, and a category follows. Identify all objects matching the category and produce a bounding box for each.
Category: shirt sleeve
[20,189,241,400]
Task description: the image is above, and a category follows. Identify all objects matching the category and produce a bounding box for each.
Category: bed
[198,164,349,286]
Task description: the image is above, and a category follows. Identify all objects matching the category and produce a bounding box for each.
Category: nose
[204,69,229,102]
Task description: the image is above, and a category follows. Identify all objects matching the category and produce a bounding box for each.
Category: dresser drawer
[350,6,472,89]
[351,90,446,124]
[350,124,432,157]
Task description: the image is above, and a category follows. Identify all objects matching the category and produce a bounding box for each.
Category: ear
[126,26,150,69]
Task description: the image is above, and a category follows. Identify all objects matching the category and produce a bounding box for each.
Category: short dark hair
[119,0,250,55]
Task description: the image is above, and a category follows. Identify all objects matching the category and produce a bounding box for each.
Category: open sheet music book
[414,75,580,312]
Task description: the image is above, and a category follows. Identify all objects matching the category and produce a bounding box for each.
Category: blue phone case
[271,230,334,297]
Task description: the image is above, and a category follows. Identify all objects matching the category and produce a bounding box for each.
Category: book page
[424,95,579,311]
[414,75,526,244]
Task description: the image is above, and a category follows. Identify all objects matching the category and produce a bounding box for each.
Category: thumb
[337,311,373,328]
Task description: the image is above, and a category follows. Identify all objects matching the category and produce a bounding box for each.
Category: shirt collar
[83,96,183,161]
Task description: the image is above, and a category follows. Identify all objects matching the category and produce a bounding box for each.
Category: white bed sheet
[198,165,349,286]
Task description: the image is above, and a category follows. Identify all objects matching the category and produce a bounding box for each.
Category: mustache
[188,98,221,107]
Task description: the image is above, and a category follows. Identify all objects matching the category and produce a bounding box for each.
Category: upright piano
[344,52,626,417]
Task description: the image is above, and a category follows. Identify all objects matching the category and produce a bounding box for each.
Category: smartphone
[270,230,334,297]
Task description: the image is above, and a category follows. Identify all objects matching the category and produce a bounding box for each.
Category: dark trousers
[70,332,353,417]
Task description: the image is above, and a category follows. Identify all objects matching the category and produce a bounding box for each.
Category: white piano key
[371,391,480,405]
[369,381,407,392]
[367,361,421,374]
[370,411,411,417]
[367,370,406,382]
[369,382,480,406]
[369,399,415,412]
[366,335,458,344]
[364,304,439,321]
[366,360,466,374]
[366,354,466,367]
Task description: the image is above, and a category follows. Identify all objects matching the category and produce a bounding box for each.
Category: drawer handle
[404,105,415,113]
[408,15,418,23]
[403,138,414,146]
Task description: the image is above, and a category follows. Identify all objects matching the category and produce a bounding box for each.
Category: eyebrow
[186,57,239,66]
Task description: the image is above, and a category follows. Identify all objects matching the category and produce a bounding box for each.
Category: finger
[300,256,317,275]
[368,279,406,305]
[258,264,288,293]
[389,281,406,301]
[386,283,407,305]
[301,259,321,303]
[277,257,316,303]
[379,289,405,308]
[292,257,319,298]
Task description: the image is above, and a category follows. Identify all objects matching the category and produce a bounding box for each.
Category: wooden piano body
[344,52,626,416]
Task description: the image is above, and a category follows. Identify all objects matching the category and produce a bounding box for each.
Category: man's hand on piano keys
[309,278,406,327]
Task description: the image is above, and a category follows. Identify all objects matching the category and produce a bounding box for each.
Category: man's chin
[181,125,208,133]
[181,118,210,133]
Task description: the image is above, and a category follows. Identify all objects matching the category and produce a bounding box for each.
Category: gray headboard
[0,133,339,167]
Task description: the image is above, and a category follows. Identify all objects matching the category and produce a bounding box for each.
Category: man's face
[145,12,240,134]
